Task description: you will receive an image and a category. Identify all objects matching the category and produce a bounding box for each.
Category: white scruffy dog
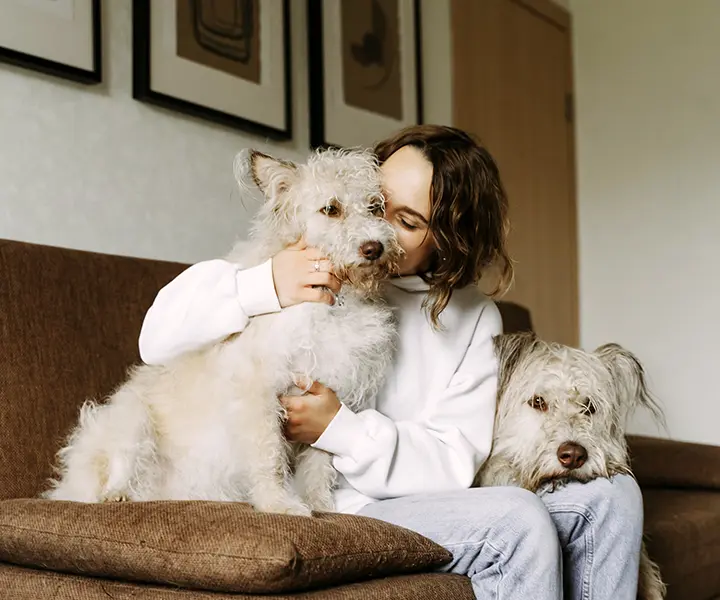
[44,148,401,516]
[476,332,666,600]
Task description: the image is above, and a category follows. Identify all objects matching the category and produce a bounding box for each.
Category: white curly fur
[43,147,401,516]
[476,332,667,600]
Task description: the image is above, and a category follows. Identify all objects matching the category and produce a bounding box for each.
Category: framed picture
[133,0,292,140]
[0,0,101,84]
[308,0,422,149]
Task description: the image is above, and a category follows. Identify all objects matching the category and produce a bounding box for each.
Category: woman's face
[380,146,436,276]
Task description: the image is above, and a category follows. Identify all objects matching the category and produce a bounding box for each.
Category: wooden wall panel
[452,0,578,345]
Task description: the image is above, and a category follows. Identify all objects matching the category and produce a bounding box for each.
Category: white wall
[571,0,720,445]
[0,0,452,264]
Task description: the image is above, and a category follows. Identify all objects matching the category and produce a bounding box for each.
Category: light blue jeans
[357,475,644,600]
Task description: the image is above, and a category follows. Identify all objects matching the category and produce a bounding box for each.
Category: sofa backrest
[495,300,533,335]
[0,239,186,499]
[0,238,533,500]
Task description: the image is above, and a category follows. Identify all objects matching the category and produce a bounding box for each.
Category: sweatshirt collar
[388,275,430,292]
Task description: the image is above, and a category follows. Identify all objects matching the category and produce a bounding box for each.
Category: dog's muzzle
[359,241,384,261]
[557,441,588,470]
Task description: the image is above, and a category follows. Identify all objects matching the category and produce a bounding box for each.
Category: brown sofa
[0,238,719,599]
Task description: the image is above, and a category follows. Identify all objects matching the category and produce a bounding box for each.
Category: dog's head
[236,148,401,294]
[489,332,664,491]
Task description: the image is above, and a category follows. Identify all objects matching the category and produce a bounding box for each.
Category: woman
[139,125,644,599]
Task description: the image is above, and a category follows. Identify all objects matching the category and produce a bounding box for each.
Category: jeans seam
[442,538,505,599]
[485,539,505,600]
[547,505,596,600]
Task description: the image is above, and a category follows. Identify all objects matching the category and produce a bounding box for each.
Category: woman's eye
[321,205,340,217]
[400,218,417,231]
[527,395,548,412]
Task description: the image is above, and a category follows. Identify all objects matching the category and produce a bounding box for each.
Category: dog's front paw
[255,497,313,517]
[305,492,335,513]
[100,493,130,503]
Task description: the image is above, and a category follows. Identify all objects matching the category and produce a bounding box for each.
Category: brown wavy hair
[374,125,513,328]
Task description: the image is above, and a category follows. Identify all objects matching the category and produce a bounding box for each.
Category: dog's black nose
[360,241,384,261]
[557,442,588,470]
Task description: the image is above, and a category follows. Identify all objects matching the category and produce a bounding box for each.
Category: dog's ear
[235,150,298,199]
[593,343,666,429]
[493,332,538,397]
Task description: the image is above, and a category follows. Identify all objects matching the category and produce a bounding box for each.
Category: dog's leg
[238,384,312,516]
[637,541,666,600]
[244,432,312,516]
[294,445,336,512]
[474,452,519,488]
[44,390,157,503]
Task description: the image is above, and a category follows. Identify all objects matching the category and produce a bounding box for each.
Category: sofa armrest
[627,435,720,491]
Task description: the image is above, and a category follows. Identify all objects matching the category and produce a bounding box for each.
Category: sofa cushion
[0,499,452,594]
[0,561,474,600]
[643,489,720,600]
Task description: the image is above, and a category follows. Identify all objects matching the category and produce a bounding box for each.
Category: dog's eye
[321,204,340,217]
[528,395,548,412]
[368,193,385,217]
[370,204,385,217]
[582,400,597,416]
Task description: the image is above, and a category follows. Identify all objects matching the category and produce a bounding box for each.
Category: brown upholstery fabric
[628,435,720,491]
[0,239,185,500]
[0,498,451,594]
[2,238,720,599]
[0,239,528,502]
[642,489,720,600]
[0,562,474,600]
[496,300,533,334]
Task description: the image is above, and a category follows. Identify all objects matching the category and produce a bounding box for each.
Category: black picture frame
[0,0,102,85]
[308,0,423,149]
[132,0,292,140]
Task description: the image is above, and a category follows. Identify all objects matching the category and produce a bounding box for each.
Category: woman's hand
[272,239,341,308]
[280,377,341,444]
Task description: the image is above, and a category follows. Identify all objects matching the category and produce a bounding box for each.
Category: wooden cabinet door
[452,0,578,345]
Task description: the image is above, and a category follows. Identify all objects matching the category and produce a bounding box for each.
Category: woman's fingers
[292,376,325,395]
[301,286,336,305]
[306,271,341,292]
[304,246,330,262]
[306,258,333,273]
[280,244,341,306]
[287,238,308,251]
[302,253,341,299]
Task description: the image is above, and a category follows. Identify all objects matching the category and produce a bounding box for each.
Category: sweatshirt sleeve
[311,301,501,499]
[138,258,281,366]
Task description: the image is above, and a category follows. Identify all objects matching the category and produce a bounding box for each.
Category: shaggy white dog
[44,148,401,516]
[476,332,666,600]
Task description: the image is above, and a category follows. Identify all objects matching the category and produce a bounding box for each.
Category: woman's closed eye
[399,217,419,231]
[393,206,428,232]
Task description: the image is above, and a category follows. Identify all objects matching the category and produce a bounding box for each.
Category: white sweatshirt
[139,259,502,514]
